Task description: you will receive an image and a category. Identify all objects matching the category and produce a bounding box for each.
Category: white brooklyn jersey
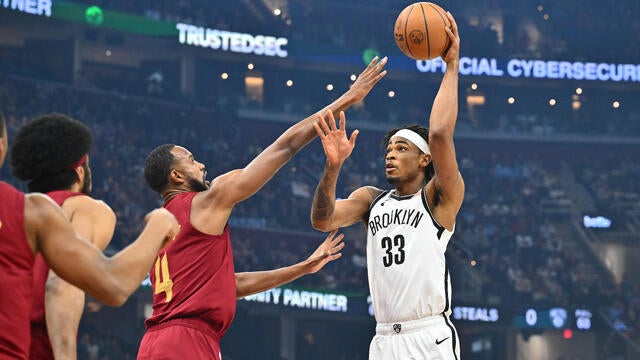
[366,188,454,324]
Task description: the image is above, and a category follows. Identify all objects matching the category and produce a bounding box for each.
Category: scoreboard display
[513,307,594,330]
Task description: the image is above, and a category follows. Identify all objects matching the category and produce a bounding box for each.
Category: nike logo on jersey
[435,337,450,345]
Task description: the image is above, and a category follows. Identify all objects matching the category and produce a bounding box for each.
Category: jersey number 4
[154,253,174,303]
[381,234,405,267]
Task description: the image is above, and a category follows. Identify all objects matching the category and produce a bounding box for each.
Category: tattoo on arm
[313,184,335,220]
[315,195,334,219]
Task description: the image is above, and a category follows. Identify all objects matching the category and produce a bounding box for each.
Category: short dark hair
[10,113,93,193]
[382,125,435,181]
[144,144,176,194]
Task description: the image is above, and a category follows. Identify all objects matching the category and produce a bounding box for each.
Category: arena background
[1,0,639,359]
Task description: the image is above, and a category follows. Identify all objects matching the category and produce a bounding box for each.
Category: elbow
[235,274,246,299]
[311,218,333,232]
[235,279,242,299]
[234,277,258,299]
[100,291,128,307]
[111,280,133,306]
[109,293,128,307]
[428,127,452,141]
[57,334,78,350]
[94,278,130,307]
[92,294,126,307]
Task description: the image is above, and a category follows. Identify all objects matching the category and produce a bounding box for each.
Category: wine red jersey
[0,181,35,359]
[145,192,236,341]
[30,190,85,360]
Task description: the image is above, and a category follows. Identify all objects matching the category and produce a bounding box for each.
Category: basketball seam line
[419,2,431,59]
[428,3,450,55]
[404,4,417,59]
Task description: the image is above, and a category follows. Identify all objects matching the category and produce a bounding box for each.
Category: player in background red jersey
[0,111,180,360]
[10,114,116,360]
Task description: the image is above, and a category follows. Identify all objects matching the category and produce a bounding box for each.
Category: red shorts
[137,319,222,360]
[30,322,54,360]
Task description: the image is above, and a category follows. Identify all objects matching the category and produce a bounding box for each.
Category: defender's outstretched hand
[347,56,388,104]
[305,229,345,274]
[314,110,358,167]
[233,230,345,298]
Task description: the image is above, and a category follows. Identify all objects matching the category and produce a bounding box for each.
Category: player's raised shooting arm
[27,194,178,306]
[310,111,376,231]
[235,230,344,298]
[427,12,464,221]
[46,198,116,359]
[210,58,387,207]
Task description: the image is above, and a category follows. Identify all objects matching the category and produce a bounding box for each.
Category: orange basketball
[394,2,451,60]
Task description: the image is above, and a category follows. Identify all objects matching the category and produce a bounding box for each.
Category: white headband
[391,129,430,155]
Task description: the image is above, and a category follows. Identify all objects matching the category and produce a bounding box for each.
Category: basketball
[394,2,451,60]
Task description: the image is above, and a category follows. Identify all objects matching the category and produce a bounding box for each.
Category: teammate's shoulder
[67,196,116,218]
[93,199,116,219]
[26,192,57,205]
[24,193,63,219]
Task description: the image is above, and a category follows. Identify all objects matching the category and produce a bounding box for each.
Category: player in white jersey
[310,11,463,360]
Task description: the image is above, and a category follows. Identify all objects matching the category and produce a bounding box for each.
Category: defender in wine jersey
[311,12,463,360]
[139,192,346,360]
[0,181,35,359]
[139,192,235,360]
[10,114,116,360]
[29,190,102,360]
[139,58,387,359]
[0,111,179,359]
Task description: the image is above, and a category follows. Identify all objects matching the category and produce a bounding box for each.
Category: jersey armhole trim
[421,189,446,239]
[369,190,389,212]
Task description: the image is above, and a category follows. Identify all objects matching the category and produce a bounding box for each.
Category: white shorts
[369,314,460,360]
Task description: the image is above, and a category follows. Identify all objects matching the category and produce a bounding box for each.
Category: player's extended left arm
[235,230,344,298]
